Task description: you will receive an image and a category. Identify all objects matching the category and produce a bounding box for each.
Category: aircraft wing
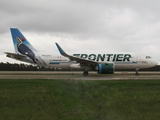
[55,43,100,66]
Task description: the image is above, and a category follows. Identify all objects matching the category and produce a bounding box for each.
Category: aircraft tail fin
[10,28,36,54]
[10,28,38,63]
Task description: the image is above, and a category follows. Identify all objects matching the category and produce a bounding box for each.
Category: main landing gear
[83,71,89,76]
[135,67,139,76]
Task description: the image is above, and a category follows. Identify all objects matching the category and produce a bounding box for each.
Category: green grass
[0,79,159,120]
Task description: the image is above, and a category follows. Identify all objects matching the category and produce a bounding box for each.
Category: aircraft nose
[152,60,158,66]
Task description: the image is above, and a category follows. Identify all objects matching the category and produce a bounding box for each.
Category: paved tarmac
[0,71,160,80]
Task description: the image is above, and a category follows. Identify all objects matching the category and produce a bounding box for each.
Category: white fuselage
[30,52,157,71]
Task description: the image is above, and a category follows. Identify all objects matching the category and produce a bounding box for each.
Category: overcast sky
[1,0,160,64]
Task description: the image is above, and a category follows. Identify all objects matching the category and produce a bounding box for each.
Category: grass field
[0,79,159,120]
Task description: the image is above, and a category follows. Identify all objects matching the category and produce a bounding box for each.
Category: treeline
[0,62,37,71]
[0,62,70,71]
[117,66,160,71]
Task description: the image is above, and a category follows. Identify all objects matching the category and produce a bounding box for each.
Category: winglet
[55,43,69,57]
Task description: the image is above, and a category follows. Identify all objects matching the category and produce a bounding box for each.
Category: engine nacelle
[98,63,115,74]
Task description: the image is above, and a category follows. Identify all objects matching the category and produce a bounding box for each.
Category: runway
[0,71,160,80]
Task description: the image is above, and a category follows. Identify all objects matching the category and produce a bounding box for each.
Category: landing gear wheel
[83,71,88,76]
[135,73,139,76]
[135,67,139,76]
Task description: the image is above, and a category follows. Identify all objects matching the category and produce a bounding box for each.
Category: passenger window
[146,56,151,59]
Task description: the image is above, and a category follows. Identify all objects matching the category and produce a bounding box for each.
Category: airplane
[5,28,158,76]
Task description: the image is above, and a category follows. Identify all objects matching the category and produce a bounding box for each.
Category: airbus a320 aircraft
[5,28,157,76]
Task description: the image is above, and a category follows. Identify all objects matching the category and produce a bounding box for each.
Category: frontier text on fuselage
[73,54,132,62]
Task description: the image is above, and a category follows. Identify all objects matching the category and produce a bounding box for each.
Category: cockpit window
[146,56,151,59]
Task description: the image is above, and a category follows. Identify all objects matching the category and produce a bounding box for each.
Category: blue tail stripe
[10,28,36,53]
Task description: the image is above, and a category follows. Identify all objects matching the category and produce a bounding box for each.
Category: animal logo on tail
[10,28,39,63]
[15,36,37,63]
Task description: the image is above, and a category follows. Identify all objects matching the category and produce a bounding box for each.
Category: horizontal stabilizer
[4,52,34,63]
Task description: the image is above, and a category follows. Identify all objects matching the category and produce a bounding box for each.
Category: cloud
[0,0,160,63]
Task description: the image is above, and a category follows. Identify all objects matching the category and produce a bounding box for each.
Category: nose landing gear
[135,67,139,76]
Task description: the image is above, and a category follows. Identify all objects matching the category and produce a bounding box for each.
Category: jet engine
[97,63,115,74]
